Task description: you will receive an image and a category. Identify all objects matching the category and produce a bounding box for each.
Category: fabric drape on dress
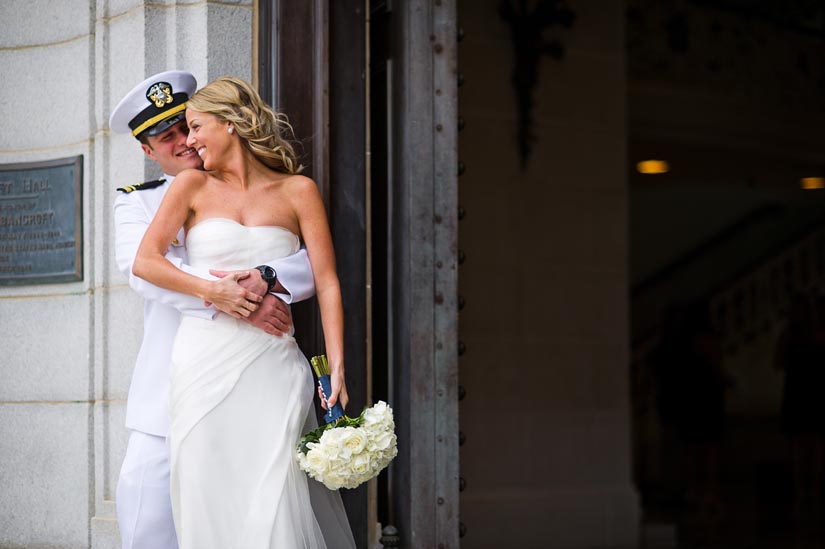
[169,219,355,549]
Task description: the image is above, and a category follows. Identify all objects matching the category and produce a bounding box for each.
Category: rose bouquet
[295,356,398,490]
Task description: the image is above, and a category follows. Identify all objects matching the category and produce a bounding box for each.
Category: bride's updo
[187,76,303,174]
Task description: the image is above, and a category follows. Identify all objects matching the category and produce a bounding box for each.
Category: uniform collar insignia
[116,178,167,194]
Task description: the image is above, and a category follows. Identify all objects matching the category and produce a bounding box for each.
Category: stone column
[93,3,253,547]
[0,1,98,546]
[0,1,253,547]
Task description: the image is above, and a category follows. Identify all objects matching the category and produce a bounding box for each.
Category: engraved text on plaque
[0,156,83,285]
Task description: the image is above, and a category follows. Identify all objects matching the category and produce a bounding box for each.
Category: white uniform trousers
[116,431,178,549]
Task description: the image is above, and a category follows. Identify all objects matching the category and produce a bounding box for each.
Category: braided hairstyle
[187,76,303,174]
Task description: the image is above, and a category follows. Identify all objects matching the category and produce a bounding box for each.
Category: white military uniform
[113,175,315,548]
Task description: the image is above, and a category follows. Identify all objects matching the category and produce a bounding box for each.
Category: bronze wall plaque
[0,156,83,285]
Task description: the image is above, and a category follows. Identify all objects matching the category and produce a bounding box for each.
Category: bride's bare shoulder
[172,168,208,187]
[170,168,210,193]
[167,169,210,200]
[281,173,320,196]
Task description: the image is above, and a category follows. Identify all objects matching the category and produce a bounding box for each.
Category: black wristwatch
[255,264,278,293]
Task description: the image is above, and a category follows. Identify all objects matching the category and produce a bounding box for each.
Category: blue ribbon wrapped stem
[311,355,345,423]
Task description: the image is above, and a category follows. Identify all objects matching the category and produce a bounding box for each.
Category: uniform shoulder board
[117,178,167,194]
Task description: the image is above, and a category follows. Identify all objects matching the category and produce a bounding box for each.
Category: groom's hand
[208,269,291,334]
[244,294,292,336]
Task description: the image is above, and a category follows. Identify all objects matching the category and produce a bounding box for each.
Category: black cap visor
[129,92,188,137]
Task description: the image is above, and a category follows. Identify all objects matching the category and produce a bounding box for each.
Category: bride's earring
[228,126,234,134]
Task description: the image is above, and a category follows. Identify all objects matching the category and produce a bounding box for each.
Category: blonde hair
[187,76,303,174]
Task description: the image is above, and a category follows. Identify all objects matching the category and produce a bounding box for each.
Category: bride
[133,76,355,548]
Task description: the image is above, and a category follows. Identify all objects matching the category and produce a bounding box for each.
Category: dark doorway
[257,1,369,546]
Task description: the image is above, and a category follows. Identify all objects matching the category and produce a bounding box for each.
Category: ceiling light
[801,177,825,190]
[636,160,669,174]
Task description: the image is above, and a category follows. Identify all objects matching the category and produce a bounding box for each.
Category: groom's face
[140,120,203,176]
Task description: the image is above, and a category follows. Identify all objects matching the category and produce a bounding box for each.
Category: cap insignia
[147,82,174,108]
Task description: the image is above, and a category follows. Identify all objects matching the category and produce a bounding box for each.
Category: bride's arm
[291,175,348,409]
[132,170,263,318]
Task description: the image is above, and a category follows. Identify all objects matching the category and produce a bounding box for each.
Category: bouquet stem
[311,355,346,423]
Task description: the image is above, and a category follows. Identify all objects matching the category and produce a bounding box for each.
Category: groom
[109,70,316,548]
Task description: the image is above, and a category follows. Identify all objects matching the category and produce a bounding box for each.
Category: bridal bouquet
[295,356,398,490]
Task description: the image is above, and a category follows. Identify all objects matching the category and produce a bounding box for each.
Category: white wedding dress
[168,218,355,549]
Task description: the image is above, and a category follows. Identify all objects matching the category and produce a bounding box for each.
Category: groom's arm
[114,193,220,318]
[264,248,316,304]
[215,249,316,335]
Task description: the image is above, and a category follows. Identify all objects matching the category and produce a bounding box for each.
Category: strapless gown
[168,218,355,549]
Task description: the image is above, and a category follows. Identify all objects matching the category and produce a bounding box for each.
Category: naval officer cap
[110,70,197,138]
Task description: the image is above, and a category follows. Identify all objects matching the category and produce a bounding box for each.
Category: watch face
[257,265,277,290]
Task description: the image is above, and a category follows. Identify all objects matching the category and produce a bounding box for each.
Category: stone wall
[0,1,252,547]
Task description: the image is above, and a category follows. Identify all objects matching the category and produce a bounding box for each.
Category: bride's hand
[322,369,349,410]
[209,268,268,298]
[206,270,263,318]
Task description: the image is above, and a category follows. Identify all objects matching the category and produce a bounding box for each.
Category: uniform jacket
[114,175,315,436]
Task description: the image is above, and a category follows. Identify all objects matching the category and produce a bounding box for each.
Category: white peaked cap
[110,70,197,137]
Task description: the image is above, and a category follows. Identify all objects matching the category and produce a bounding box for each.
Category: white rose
[324,426,357,458]
[320,427,346,446]
[306,445,331,475]
[349,452,371,476]
[320,427,349,458]
[343,428,368,456]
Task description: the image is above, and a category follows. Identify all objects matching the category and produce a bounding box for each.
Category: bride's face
[186,109,232,170]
